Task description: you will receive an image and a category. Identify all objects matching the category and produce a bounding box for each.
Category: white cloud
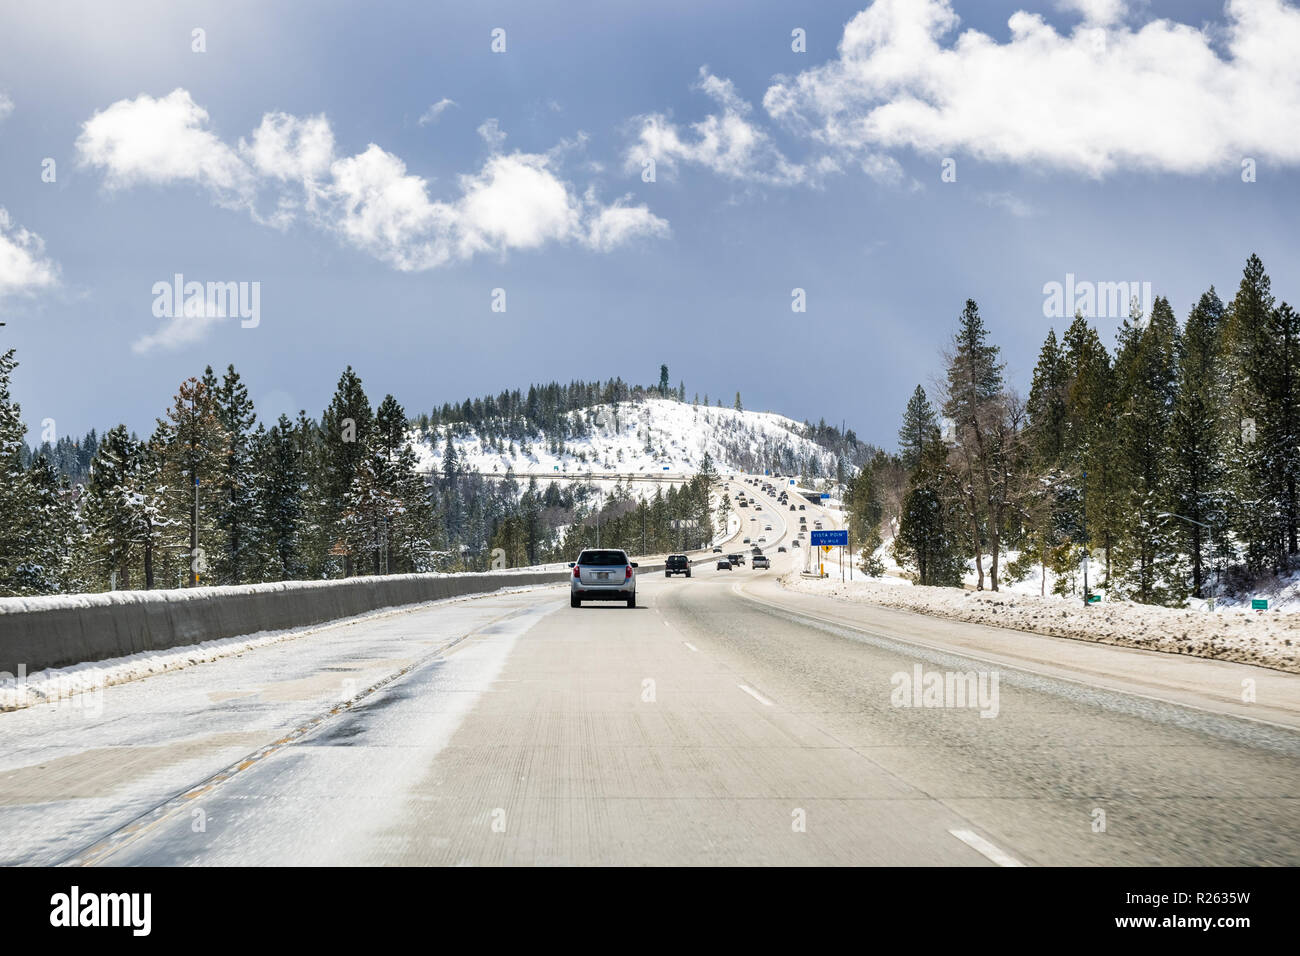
[1056,0,1126,25]
[625,68,817,186]
[976,190,1037,218]
[583,196,671,252]
[455,152,575,256]
[763,0,1300,177]
[75,89,252,200]
[76,89,667,284]
[131,311,225,354]
[0,208,59,299]
[418,98,457,125]
[326,144,457,271]
[241,112,334,183]
[0,91,13,123]
[476,118,507,150]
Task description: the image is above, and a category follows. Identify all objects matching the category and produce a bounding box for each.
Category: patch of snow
[781,572,1300,674]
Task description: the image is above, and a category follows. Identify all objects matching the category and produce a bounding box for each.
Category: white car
[570,549,637,608]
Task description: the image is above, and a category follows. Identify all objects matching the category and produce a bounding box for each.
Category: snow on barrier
[0,564,666,674]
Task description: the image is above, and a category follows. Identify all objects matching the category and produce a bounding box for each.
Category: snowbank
[782,573,1300,674]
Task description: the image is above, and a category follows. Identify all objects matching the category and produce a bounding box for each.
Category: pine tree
[318,367,373,575]
[897,385,938,472]
[1026,328,1068,469]
[83,426,144,589]
[255,414,306,580]
[210,364,258,584]
[1169,288,1230,597]
[13,455,78,594]
[0,348,37,594]
[845,464,886,576]
[941,299,1013,590]
[340,454,397,574]
[1062,313,1121,592]
[156,377,228,586]
[1112,296,1184,603]
[895,426,964,587]
[734,392,743,412]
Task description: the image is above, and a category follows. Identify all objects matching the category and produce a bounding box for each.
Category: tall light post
[1081,470,1089,607]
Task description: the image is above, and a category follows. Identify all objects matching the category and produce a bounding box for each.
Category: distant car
[799,504,806,510]
[758,536,767,542]
[765,525,772,530]
[716,559,732,570]
[755,505,762,511]
[789,504,796,511]
[570,549,637,608]
[665,554,691,578]
[712,546,723,553]
[800,517,807,524]
[728,553,746,566]
[743,537,750,543]
[792,540,800,547]
[777,546,787,553]
[752,555,771,570]
[751,545,762,554]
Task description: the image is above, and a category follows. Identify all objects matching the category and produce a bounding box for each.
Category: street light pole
[1081,470,1089,607]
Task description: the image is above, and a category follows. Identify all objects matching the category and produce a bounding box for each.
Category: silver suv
[570,549,637,608]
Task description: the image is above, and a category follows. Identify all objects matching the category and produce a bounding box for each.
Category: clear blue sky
[1,0,1297,449]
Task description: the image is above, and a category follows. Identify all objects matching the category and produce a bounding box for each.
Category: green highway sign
[1252,598,1268,611]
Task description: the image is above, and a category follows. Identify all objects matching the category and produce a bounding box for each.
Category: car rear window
[578,550,628,566]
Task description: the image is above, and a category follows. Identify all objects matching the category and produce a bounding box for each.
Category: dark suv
[665,554,691,578]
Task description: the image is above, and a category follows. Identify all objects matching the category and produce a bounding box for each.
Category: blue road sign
[820,493,829,500]
[810,530,848,547]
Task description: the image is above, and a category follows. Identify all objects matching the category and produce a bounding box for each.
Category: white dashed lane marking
[948,829,1025,867]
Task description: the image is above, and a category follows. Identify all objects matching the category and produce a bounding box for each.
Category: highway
[2,477,1297,866]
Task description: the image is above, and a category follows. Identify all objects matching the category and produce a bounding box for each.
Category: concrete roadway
[2,477,1297,866]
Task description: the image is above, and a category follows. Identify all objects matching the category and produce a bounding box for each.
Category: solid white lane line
[738,684,774,706]
[948,829,1025,867]
[683,642,698,652]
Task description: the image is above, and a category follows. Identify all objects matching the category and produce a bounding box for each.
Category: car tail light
[625,565,633,579]
[573,565,581,578]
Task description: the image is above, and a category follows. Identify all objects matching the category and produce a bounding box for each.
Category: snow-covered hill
[409,398,846,479]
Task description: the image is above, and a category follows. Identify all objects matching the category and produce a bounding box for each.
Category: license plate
[597,572,608,580]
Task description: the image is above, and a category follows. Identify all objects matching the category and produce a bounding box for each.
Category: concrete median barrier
[0,563,662,674]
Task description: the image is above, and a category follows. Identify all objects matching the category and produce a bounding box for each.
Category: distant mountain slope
[410,398,850,478]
